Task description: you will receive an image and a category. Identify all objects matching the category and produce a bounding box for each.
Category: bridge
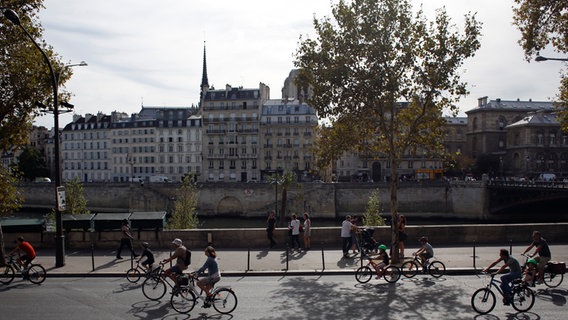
[486,180,568,217]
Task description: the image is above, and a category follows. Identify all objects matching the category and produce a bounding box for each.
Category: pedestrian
[303,212,311,250]
[483,249,522,305]
[398,215,407,258]
[350,215,361,254]
[116,219,138,259]
[266,211,277,248]
[341,215,354,258]
[289,213,301,250]
[137,242,155,272]
[521,230,551,284]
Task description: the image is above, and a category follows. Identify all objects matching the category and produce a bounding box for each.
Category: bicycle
[126,261,159,283]
[401,253,446,278]
[355,256,401,283]
[521,253,564,288]
[0,255,46,285]
[170,273,238,314]
[471,272,535,314]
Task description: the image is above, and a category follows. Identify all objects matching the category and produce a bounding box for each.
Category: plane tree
[295,0,481,262]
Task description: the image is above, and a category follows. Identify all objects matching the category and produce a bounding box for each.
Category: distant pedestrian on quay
[398,215,407,258]
[303,212,311,250]
[341,215,354,258]
[350,215,362,254]
[266,211,277,248]
[289,213,301,250]
[116,219,138,259]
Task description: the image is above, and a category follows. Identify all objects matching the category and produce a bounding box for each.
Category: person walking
[289,213,301,250]
[266,211,277,248]
[303,212,312,250]
[341,215,354,258]
[398,215,407,258]
[116,219,138,259]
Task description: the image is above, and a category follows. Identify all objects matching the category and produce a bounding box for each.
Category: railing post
[285,246,289,271]
[472,240,476,271]
[509,240,513,256]
[321,247,325,271]
[247,248,251,271]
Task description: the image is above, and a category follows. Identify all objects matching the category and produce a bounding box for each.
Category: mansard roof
[261,99,317,116]
[203,85,260,101]
[507,110,559,128]
[466,97,554,114]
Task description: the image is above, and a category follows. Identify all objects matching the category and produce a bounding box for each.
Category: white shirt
[341,220,353,238]
[290,219,301,235]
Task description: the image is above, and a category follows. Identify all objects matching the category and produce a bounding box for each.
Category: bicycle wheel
[511,286,535,312]
[428,261,446,278]
[0,265,15,285]
[355,266,373,283]
[211,288,238,314]
[471,288,496,315]
[126,268,141,283]
[170,287,197,314]
[543,270,564,288]
[27,264,46,284]
[401,260,419,278]
[142,277,167,301]
[383,265,401,283]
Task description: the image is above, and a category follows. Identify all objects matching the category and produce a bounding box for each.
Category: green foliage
[0,166,23,216]
[363,188,385,227]
[295,0,481,262]
[16,146,48,180]
[168,174,199,229]
[63,177,90,215]
[513,0,568,131]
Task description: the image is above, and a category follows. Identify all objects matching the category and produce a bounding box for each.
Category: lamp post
[3,9,86,267]
[535,55,568,62]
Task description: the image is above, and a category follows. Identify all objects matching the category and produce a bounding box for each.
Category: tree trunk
[0,223,6,267]
[279,188,288,225]
[389,160,401,264]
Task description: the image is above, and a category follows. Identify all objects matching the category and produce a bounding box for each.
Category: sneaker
[536,279,544,285]
[116,256,123,259]
[172,286,180,296]
[202,302,211,308]
[503,298,510,306]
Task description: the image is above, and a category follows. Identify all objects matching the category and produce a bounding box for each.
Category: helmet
[527,258,537,266]
[419,236,428,242]
[142,242,150,248]
[378,244,387,251]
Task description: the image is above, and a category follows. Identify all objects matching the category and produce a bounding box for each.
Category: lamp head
[3,9,21,26]
[535,56,548,62]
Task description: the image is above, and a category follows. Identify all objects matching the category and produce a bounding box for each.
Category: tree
[63,177,90,215]
[269,171,301,225]
[0,166,23,266]
[363,188,386,227]
[295,0,481,262]
[1,0,71,151]
[168,174,199,229]
[512,1,568,131]
[16,146,49,181]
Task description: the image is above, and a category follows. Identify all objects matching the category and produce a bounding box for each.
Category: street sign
[57,186,66,211]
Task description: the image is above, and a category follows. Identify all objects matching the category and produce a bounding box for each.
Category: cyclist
[370,244,389,278]
[483,249,522,305]
[522,230,551,284]
[137,242,155,272]
[193,246,221,308]
[161,238,189,287]
[9,236,36,271]
[415,236,434,270]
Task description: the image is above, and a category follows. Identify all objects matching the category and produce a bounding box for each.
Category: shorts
[421,252,433,260]
[142,258,155,267]
[535,256,551,270]
[169,265,183,275]
[398,231,407,242]
[21,255,35,264]
[200,275,221,286]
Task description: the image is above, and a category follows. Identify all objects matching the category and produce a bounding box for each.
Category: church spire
[200,41,209,92]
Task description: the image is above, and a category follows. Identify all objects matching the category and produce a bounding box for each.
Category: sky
[30,0,565,128]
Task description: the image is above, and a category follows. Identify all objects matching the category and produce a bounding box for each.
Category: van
[149,176,170,183]
[34,177,51,183]
[539,173,556,181]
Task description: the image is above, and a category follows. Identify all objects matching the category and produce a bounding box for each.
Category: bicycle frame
[484,274,506,298]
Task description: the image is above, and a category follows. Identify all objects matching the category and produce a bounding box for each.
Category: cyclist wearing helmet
[137,242,155,271]
[369,244,389,277]
[415,236,434,268]
[522,258,537,286]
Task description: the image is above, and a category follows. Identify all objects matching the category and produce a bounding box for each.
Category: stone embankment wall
[7,223,566,250]
[22,181,486,220]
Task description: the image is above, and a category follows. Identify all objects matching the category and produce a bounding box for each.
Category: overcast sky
[31,0,565,128]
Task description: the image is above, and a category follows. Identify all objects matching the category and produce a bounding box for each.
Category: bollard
[91,242,95,272]
[473,240,476,271]
[247,248,251,271]
[321,247,325,271]
[509,240,513,256]
[285,246,289,271]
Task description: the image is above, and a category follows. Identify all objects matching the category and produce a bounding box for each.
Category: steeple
[200,41,209,95]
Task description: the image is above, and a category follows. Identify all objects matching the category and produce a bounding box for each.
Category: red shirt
[19,241,36,259]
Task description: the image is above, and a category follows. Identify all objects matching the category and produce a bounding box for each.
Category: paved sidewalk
[32,244,568,278]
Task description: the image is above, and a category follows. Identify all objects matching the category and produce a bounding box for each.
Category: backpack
[183,248,191,266]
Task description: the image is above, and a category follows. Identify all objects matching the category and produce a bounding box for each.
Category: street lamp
[535,55,568,62]
[3,9,86,267]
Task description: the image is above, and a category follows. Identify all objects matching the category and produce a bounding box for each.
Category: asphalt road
[0,275,566,319]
